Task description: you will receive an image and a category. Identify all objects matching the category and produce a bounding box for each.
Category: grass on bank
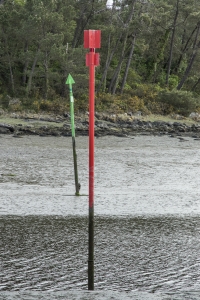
[0,112,199,128]
[0,115,65,128]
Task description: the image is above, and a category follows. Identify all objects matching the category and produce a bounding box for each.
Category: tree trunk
[166,0,179,86]
[22,42,29,86]
[44,50,49,99]
[26,46,40,96]
[174,25,198,73]
[97,32,123,93]
[2,28,15,94]
[97,1,122,93]
[8,55,15,95]
[120,34,136,94]
[177,24,200,90]
[108,1,136,94]
[191,77,200,91]
[108,54,124,94]
[72,2,94,48]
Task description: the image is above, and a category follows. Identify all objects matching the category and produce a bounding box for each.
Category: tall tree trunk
[2,28,15,94]
[8,55,15,95]
[44,50,49,99]
[72,1,94,48]
[166,0,179,86]
[97,1,121,93]
[174,24,198,73]
[120,34,136,94]
[108,0,136,94]
[97,32,123,92]
[191,77,200,91]
[177,24,200,90]
[22,42,29,86]
[151,29,170,83]
[108,54,124,94]
[26,46,40,96]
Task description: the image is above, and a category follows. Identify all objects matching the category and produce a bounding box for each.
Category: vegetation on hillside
[1,0,200,116]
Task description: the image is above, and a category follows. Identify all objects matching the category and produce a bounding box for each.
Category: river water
[1,134,200,299]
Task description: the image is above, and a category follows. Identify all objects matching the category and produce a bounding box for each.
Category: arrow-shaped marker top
[66,74,75,85]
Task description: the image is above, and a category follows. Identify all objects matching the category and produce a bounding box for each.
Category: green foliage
[0,0,200,116]
[168,75,179,89]
[158,73,179,90]
[131,83,163,104]
[126,69,142,88]
[155,90,200,116]
[32,98,69,114]
[0,94,10,109]
[96,92,149,114]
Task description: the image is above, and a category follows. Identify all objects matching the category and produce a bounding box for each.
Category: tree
[165,0,179,86]
[108,0,136,94]
[20,0,75,98]
[0,0,25,95]
[177,21,200,90]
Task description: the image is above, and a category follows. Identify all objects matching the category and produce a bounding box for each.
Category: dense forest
[1,0,200,115]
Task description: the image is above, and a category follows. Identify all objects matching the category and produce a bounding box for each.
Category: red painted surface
[84,31,101,209]
[89,49,95,209]
[86,52,100,67]
[84,30,101,49]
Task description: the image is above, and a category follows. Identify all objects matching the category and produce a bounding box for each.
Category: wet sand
[1,134,200,216]
[1,135,200,299]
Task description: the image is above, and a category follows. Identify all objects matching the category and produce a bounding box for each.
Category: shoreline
[0,112,200,138]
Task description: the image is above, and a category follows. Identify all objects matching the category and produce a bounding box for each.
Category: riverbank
[1,111,200,138]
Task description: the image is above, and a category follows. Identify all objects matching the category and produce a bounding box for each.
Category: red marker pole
[84,30,101,291]
[89,48,95,210]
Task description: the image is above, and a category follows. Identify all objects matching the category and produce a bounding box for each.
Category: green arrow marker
[66,74,75,137]
[66,74,80,196]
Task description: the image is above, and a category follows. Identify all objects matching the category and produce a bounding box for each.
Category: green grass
[0,113,199,128]
[0,116,65,127]
[142,114,198,125]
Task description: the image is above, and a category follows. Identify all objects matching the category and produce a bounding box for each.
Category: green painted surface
[66,74,75,85]
[66,74,76,137]
[66,74,80,196]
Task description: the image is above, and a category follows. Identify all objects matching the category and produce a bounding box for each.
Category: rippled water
[1,134,200,299]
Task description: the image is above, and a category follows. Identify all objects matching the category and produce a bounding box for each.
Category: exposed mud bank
[1,112,200,138]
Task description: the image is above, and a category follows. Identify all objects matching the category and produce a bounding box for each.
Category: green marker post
[66,74,80,196]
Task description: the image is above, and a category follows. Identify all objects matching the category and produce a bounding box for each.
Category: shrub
[74,94,89,112]
[155,90,200,116]
[168,75,179,89]
[96,93,149,114]
[131,83,162,104]
[32,98,69,114]
[39,100,52,111]
[0,94,10,109]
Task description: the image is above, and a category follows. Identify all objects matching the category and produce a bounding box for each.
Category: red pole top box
[84,30,101,49]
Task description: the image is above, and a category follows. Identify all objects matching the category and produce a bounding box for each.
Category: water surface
[1,135,200,299]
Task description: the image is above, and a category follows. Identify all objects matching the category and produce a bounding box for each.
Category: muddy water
[1,135,200,299]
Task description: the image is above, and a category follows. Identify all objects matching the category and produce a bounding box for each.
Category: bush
[32,98,69,114]
[0,94,10,109]
[131,83,162,104]
[96,93,117,111]
[74,94,89,112]
[96,93,149,114]
[155,90,200,116]
[146,101,173,115]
